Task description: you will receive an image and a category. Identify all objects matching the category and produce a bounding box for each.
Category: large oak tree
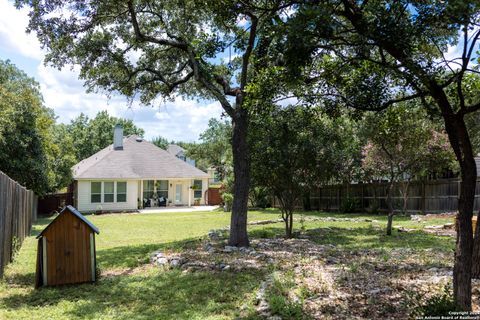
[278,0,480,310]
[18,0,294,246]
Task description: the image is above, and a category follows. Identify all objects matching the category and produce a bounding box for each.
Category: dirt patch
[147,227,476,319]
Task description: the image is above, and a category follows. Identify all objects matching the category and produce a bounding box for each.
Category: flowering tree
[362,104,456,235]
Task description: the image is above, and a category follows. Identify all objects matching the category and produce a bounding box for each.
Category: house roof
[72,136,208,179]
[37,205,99,238]
[166,144,185,156]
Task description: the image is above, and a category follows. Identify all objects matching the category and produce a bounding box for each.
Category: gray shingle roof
[73,136,208,179]
[166,144,185,156]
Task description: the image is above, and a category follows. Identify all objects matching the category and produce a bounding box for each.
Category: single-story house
[72,125,209,212]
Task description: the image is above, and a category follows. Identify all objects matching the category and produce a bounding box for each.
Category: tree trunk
[284,210,293,238]
[400,180,410,214]
[443,115,476,310]
[472,209,480,278]
[228,105,250,247]
[386,181,395,236]
[386,212,394,236]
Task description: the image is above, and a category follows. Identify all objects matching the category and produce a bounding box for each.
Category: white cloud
[37,63,223,141]
[0,0,43,59]
[0,0,226,142]
[132,98,223,141]
[236,16,248,27]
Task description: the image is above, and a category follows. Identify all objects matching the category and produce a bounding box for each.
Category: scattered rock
[155,257,169,266]
[170,258,183,268]
[396,226,416,232]
[208,229,225,240]
[425,225,444,229]
[223,245,238,253]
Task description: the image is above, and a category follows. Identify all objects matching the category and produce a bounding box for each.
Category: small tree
[187,118,232,179]
[250,106,340,238]
[361,105,456,235]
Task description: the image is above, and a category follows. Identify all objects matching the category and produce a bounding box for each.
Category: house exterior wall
[166,178,208,205]
[76,180,138,212]
[76,178,210,211]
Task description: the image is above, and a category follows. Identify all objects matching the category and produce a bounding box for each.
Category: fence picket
[283,178,480,213]
[0,171,37,278]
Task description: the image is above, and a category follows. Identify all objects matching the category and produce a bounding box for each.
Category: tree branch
[240,14,258,90]
[127,0,187,50]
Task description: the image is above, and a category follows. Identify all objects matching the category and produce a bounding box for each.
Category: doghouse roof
[36,205,100,238]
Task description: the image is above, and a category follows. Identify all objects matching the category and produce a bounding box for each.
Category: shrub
[222,192,234,211]
[268,294,304,319]
[340,196,358,213]
[406,285,457,318]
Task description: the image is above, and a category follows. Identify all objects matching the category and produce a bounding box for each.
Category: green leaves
[66,111,145,161]
[0,59,69,195]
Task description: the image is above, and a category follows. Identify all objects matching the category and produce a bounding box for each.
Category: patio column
[140,180,143,208]
[188,180,191,207]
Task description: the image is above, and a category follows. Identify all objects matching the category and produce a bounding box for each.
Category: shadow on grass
[249,225,455,251]
[97,238,203,270]
[1,237,264,319]
[2,269,262,319]
[251,209,416,223]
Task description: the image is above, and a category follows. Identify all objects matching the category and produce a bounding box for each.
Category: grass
[0,209,455,319]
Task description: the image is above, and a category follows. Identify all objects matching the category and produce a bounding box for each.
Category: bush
[249,187,271,208]
[340,196,358,213]
[407,285,457,317]
[266,274,310,319]
[366,199,380,214]
[222,192,234,211]
[268,294,304,319]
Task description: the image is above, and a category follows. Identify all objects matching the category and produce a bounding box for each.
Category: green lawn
[0,209,455,319]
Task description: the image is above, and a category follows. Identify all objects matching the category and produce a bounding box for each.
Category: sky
[0,0,224,142]
[0,1,469,142]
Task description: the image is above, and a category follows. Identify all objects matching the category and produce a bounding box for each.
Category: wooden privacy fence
[297,178,480,213]
[0,170,37,278]
[38,192,73,215]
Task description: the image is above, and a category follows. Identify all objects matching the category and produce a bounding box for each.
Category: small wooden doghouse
[35,205,99,288]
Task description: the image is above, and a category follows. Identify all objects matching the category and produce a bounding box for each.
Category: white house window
[156,180,168,199]
[91,182,101,203]
[193,180,202,199]
[117,182,127,202]
[104,182,114,203]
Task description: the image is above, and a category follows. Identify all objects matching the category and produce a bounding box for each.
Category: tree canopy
[0,59,75,194]
[65,111,144,161]
[250,106,348,237]
[187,118,232,179]
[18,0,298,247]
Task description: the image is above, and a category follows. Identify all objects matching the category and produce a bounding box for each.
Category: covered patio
[138,178,208,208]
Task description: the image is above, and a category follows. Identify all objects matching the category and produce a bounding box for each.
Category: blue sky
[0,0,224,142]
[0,1,468,142]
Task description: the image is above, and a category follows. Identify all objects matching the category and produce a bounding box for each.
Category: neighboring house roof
[72,136,209,179]
[37,205,99,238]
[166,144,185,156]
